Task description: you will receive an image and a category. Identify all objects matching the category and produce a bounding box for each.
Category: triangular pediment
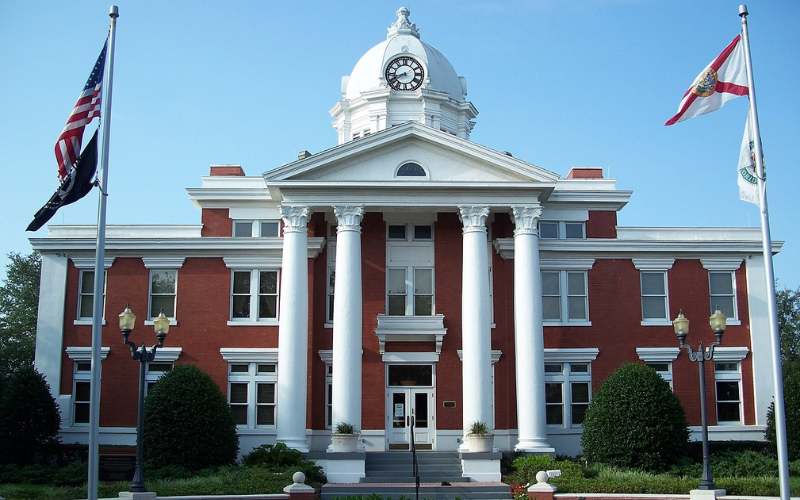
[264,122,559,184]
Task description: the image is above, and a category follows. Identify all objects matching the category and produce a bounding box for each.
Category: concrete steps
[321,482,513,499]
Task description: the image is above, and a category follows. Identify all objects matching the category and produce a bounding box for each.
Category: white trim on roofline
[48,225,202,239]
[618,227,768,241]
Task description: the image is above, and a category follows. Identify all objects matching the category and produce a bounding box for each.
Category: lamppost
[672,309,727,491]
[119,306,170,493]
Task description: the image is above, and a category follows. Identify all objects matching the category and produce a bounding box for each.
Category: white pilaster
[512,205,554,453]
[458,205,493,446]
[330,205,364,448]
[276,206,311,452]
[34,253,69,400]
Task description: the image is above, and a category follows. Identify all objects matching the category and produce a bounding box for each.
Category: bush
[143,365,238,471]
[766,360,800,460]
[581,363,689,471]
[243,443,325,483]
[0,366,61,465]
[505,454,584,487]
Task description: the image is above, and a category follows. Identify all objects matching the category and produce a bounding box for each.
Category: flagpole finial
[109,5,119,18]
[738,4,748,17]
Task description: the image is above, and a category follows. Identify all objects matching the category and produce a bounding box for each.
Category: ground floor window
[145,362,173,394]
[645,361,673,389]
[325,363,333,429]
[72,361,92,425]
[715,361,742,424]
[544,362,591,428]
[227,362,277,428]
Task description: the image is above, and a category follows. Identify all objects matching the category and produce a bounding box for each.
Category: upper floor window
[233,220,280,238]
[541,270,589,323]
[227,362,277,428]
[230,270,279,322]
[545,362,591,428]
[77,270,107,320]
[640,271,668,321]
[709,271,737,320]
[149,270,177,319]
[387,267,434,316]
[396,162,427,178]
[387,224,432,242]
[539,221,586,240]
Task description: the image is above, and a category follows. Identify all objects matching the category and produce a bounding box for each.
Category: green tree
[0,252,41,377]
[777,287,800,362]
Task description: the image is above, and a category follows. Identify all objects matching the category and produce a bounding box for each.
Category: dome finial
[387,6,419,39]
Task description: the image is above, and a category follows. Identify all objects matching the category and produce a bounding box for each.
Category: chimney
[566,167,604,179]
[210,164,245,176]
[298,150,312,160]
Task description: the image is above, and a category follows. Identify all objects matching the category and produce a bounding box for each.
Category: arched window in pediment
[395,162,427,178]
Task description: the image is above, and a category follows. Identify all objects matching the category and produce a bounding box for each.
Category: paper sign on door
[394,403,404,418]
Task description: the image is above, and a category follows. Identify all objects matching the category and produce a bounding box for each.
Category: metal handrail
[410,409,419,500]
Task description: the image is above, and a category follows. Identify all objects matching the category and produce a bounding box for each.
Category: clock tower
[330,7,478,144]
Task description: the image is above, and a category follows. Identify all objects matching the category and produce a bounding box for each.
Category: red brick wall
[361,213,387,430]
[586,211,617,238]
[201,208,232,237]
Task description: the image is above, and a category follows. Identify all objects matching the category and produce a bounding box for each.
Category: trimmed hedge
[143,365,238,471]
[581,363,689,471]
[243,443,325,483]
[0,366,61,465]
[766,359,800,459]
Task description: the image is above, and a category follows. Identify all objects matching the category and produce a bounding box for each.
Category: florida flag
[665,35,748,125]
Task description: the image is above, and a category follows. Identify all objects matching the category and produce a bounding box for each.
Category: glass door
[386,388,434,450]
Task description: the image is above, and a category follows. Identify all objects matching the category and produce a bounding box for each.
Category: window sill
[725,319,742,326]
[74,319,106,326]
[144,319,178,326]
[641,319,672,326]
[543,321,592,327]
[226,320,278,327]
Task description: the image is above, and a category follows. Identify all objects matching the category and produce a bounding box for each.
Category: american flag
[55,40,107,180]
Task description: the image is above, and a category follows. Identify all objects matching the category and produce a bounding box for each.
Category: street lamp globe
[672,310,689,346]
[709,309,727,343]
[153,312,170,346]
[119,305,136,333]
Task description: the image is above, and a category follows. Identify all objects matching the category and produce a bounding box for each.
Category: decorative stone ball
[292,471,306,484]
[535,470,549,484]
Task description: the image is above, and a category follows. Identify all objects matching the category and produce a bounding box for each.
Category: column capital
[333,205,364,233]
[280,206,311,233]
[458,205,490,233]
[512,205,543,237]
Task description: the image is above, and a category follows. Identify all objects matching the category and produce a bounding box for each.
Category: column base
[515,438,555,454]
[276,436,310,453]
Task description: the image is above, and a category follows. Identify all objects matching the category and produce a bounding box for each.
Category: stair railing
[410,409,419,500]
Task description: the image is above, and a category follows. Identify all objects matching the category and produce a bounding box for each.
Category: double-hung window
[233,220,280,238]
[385,223,435,317]
[544,362,591,428]
[228,362,277,428]
[715,361,743,424]
[149,270,177,319]
[325,363,333,429]
[231,270,279,322]
[709,271,737,320]
[72,362,92,425]
[640,271,668,321]
[326,240,336,324]
[541,271,589,323]
[539,221,586,240]
[77,270,107,321]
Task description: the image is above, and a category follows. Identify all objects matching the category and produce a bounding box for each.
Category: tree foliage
[581,363,689,471]
[0,252,41,377]
[777,287,800,362]
[0,366,61,464]
[766,360,800,460]
[143,365,238,470]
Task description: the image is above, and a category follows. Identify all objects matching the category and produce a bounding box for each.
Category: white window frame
[640,271,669,323]
[76,269,107,322]
[708,270,739,322]
[714,360,743,425]
[633,259,674,326]
[145,362,173,395]
[72,361,92,426]
[384,223,436,317]
[540,267,591,326]
[325,240,336,327]
[227,361,278,430]
[228,269,280,325]
[538,220,586,240]
[636,347,680,390]
[701,259,743,326]
[325,363,333,430]
[232,219,281,238]
[544,362,592,429]
[147,269,178,320]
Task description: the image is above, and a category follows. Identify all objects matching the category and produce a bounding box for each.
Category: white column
[34,253,68,401]
[512,205,554,453]
[276,205,311,452]
[458,205,493,446]
[329,205,364,448]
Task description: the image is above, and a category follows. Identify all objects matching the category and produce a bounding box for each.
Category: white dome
[344,8,465,101]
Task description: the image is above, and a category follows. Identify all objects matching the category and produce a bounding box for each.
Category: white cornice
[220,347,279,363]
[65,346,110,361]
[48,225,202,239]
[636,347,680,363]
[71,257,115,269]
[457,349,502,364]
[223,256,282,269]
[544,348,599,363]
[540,258,595,270]
[318,350,332,364]
[701,258,744,271]
[153,347,182,363]
[713,346,749,362]
[632,258,675,271]
[142,257,186,269]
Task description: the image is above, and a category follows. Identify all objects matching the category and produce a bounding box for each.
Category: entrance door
[387,388,434,450]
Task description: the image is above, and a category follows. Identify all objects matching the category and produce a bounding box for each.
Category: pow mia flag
[26,130,99,232]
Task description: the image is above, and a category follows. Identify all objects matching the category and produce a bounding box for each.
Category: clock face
[385,56,424,91]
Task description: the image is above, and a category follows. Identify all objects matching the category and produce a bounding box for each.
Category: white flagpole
[738,5,790,500]
[87,5,118,500]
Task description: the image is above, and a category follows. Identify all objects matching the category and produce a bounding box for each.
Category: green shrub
[766,360,800,459]
[505,454,584,487]
[0,366,61,465]
[243,443,325,483]
[143,365,238,471]
[581,363,689,471]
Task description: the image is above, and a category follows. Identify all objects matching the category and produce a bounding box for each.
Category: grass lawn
[0,466,299,500]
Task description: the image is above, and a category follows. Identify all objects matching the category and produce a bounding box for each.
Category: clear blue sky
[1,1,797,287]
